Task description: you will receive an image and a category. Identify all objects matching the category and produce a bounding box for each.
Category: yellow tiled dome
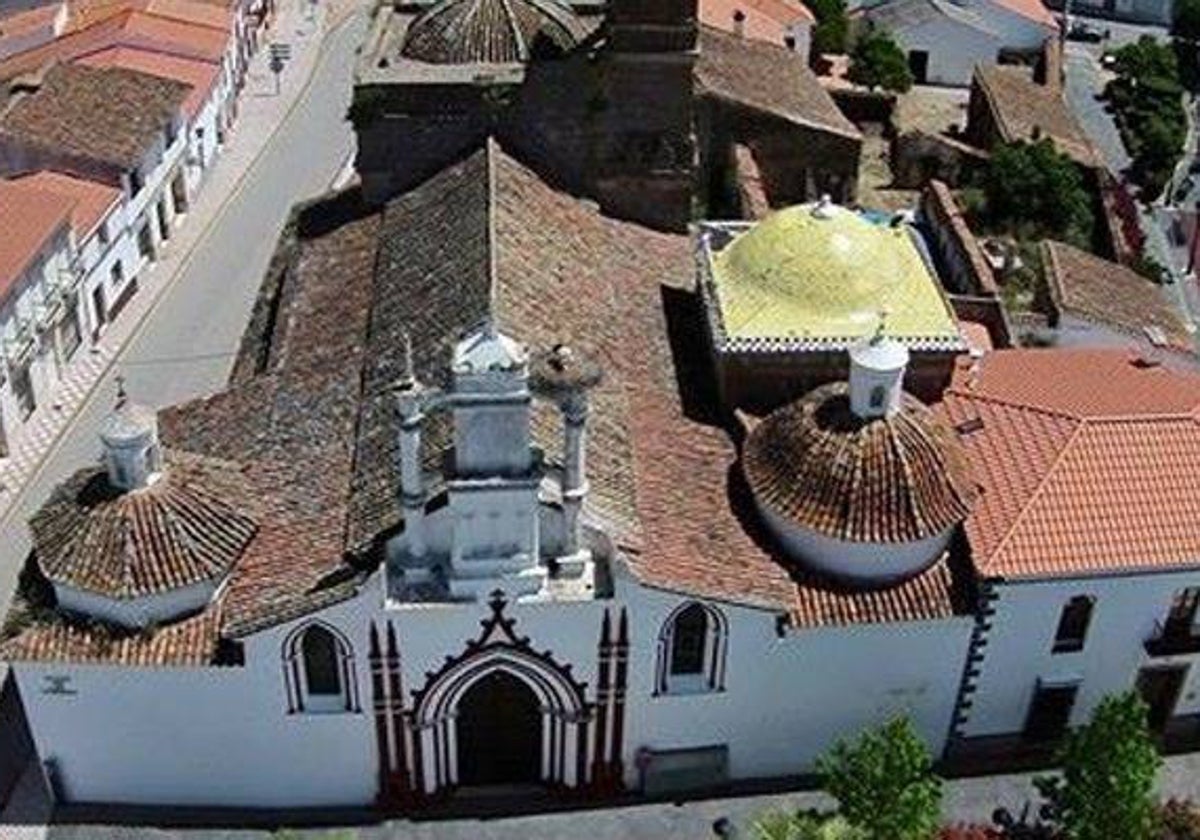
[710,202,960,343]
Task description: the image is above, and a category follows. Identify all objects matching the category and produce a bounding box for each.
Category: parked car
[1067,21,1105,42]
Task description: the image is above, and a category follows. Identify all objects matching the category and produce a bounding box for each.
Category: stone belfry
[595,0,698,232]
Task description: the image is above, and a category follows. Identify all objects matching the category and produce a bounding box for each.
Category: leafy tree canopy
[810,0,849,55]
[847,27,913,93]
[1035,693,1162,840]
[978,139,1093,245]
[816,717,942,840]
[1174,0,1200,41]
[753,812,869,840]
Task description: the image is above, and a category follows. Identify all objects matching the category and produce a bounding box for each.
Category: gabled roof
[75,44,218,117]
[695,25,861,140]
[971,65,1099,168]
[12,169,120,240]
[0,63,189,170]
[859,0,1001,38]
[0,176,73,298]
[937,348,1200,580]
[699,0,814,48]
[2,142,976,666]
[1041,239,1193,353]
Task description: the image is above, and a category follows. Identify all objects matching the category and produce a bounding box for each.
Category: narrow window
[1052,595,1094,653]
[670,603,708,676]
[869,384,887,409]
[302,625,341,696]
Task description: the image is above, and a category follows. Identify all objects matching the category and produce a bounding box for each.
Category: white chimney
[849,322,909,420]
[393,334,428,558]
[99,377,162,491]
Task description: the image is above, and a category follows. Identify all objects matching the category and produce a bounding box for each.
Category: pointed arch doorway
[456,670,542,786]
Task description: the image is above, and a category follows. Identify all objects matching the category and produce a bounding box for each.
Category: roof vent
[955,415,985,435]
[811,194,835,219]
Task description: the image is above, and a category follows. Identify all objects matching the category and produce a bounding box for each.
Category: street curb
[0,9,363,537]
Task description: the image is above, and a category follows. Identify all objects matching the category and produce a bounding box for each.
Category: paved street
[0,7,365,612]
[3,753,1192,840]
[1063,45,1131,174]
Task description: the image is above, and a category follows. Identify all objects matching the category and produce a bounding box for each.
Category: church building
[3,0,1200,811]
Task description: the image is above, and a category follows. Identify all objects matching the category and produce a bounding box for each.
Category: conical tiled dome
[400,0,585,64]
[745,383,976,544]
[32,450,257,627]
[743,382,976,586]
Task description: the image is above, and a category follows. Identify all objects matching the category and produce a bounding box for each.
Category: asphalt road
[0,15,364,638]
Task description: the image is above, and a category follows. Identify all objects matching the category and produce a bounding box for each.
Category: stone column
[561,390,589,556]
[394,382,426,559]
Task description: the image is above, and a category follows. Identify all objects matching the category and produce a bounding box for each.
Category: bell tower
[594,0,698,232]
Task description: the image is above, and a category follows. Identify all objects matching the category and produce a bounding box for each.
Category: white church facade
[5,145,1200,810]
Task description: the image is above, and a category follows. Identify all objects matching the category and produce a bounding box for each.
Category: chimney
[733,9,746,38]
[848,316,909,420]
[99,377,162,491]
[393,334,427,558]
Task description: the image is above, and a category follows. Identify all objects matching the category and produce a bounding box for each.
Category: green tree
[978,139,1093,245]
[847,27,913,93]
[1175,0,1200,40]
[754,811,868,840]
[809,0,849,56]
[816,717,942,840]
[1035,692,1162,840]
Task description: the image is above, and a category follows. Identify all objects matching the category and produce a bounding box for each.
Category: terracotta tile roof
[1042,240,1194,353]
[3,144,975,666]
[0,11,128,79]
[993,0,1057,28]
[115,10,228,60]
[744,383,977,543]
[75,44,218,117]
[11,168,119,240]
[937,348,1200,580]
[0,176,72,298]
[30,450,258,600]
[141,0,233,32]
[699,0,813,48]
[0,62,189,170]
[972,65,1098,168]
[695,25,861,140]
[0,3,65,37]
[399,0,587,65]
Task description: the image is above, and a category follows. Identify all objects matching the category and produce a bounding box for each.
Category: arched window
[670,603,707,676]
[1052,595,1095,654]
[656,601,728,695]
[302,625,341,696]
[282,621,360,714]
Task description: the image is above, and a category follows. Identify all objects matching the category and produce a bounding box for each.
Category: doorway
[456,670,542,786]
[1137,666,1187,732]
[908,50,929,84]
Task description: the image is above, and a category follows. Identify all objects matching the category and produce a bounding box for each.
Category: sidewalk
[0,0,350,525]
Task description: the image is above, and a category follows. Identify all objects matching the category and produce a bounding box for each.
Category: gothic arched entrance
[456,670,542,786]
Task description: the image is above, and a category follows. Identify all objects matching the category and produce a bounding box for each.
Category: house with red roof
[856,0,1058,85]
[699,0,815,61]
[0,177,84,458]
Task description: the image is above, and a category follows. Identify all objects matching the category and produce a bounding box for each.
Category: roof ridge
[497,0,527,61]
[982,419,1087,575]
[943,385,1083,422]
[485,136,499,320]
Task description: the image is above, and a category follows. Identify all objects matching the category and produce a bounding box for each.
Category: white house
[10,170,136,342]
[6,144,1200,810]
[0,63,194,326]
[0,177,83,459]
[856,0,1059,85]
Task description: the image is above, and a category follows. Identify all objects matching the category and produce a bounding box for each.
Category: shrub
[976,140,1093,247]
[847,27,913,93]
[1035,693,1161,840]
[817,717,943,840]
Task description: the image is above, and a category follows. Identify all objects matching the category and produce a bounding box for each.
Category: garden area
[747,693,1198,840]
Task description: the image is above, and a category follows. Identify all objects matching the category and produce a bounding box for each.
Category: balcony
[1144,621,1200,657]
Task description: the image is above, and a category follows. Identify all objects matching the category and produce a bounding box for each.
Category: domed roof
[708,202,961,346]
[32,450,257,605]
[400,0,585,65]
[743,382,976,545]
